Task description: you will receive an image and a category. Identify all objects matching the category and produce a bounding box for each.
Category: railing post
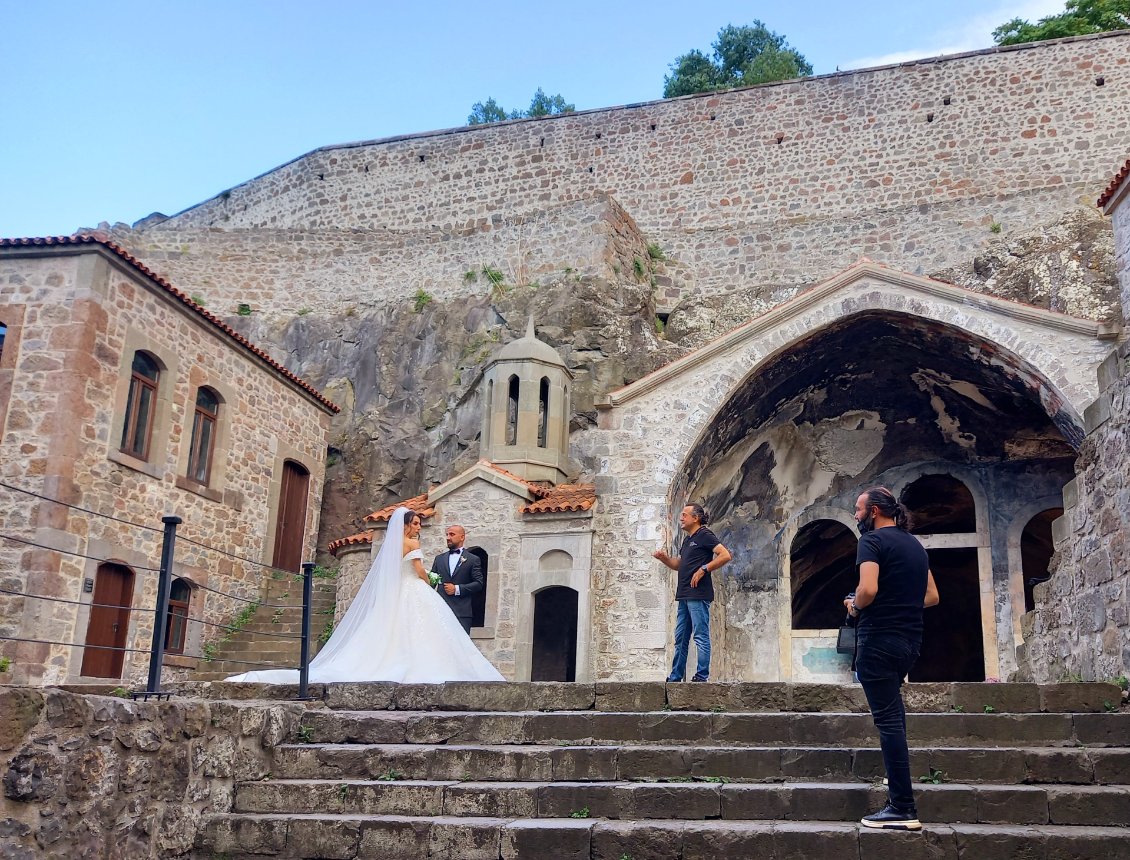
[146,514,181,696]
[298,561,314,700]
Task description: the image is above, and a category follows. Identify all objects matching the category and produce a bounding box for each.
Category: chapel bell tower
[480,318,572,484]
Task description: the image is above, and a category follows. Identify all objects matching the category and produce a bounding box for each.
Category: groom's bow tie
[450,548,462,555]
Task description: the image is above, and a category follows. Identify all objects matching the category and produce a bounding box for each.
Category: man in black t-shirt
[844,487,939,832]
[653,504,732,682]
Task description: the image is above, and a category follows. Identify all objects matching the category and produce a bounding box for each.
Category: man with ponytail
[844,486,939,831]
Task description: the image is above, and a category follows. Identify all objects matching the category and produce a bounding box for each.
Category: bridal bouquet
[428,571,441,588]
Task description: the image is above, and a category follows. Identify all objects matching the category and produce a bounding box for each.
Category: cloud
[841,0,1069,70]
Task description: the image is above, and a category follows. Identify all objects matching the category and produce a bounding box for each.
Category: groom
[429,524,484,635]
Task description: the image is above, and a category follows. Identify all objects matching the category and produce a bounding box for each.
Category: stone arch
[591,265,1111,680]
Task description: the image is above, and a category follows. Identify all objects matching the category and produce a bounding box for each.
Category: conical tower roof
[496,317,567,367]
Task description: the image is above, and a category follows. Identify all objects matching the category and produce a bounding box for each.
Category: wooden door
[80,563,134,678]
[271,460,310,573]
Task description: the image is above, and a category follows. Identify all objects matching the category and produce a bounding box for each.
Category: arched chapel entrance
[531,586,578,681]
[673,310,1081,681]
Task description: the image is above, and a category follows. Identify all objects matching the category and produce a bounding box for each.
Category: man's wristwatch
[699,566,709,576]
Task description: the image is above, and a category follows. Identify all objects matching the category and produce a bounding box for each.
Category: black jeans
[855,629,921,812]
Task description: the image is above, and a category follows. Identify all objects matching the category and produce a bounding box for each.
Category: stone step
[205,680,1123,714]
[271,743,1130,785]
[297,709,1130,748]
[231,778,1130,827]
[196,813,1130,859]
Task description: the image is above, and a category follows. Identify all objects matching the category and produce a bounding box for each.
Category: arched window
[537,377,550,448]
[506,375,520,445]
[187,387,220,485]
[901,474,976,534]
[165,578,191,655]
[120,352,160,460]
[1022,508,1062,612]
[483,379,493,448]
[790,520,858,629]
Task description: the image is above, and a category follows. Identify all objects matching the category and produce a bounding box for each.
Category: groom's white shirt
[447,549,462,594]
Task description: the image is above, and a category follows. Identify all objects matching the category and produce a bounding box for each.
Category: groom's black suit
[429,548,484,634]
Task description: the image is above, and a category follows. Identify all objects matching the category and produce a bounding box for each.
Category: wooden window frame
[164,578,191,655]
[186,388,219,487]
[120,353,159,461]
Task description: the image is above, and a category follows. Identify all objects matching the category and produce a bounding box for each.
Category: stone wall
[0,685,307,860]
[1019,343,1130,682]
[143,33,1130,302]
[0,246,332,686]
[110,194,661,320]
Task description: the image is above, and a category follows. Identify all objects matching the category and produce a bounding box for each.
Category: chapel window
[537,376,550,448]
[164,578,191,655]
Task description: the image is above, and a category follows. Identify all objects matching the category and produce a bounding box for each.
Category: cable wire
[0,480,163,534]
[0,533,162,572]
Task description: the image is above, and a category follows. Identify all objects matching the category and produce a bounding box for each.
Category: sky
[0,0,1068,238]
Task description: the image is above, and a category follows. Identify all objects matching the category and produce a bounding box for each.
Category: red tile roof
[476,460,553,498]
[519,484,597,514]
[327,530,374,554]
[1098,158,1130,209]
[0,235,339,413]
[363,493,436,523]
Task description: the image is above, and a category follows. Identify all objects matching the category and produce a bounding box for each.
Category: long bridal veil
[224,507,411,683]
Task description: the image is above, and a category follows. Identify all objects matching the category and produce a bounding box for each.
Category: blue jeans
[855,630,921,812]
[668,599,711,682]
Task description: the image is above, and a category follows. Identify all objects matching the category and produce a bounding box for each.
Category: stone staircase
[195,681,1129,859]
[192,573,337,682]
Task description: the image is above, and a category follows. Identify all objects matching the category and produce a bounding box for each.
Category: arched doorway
[531,586,578,681]
[901,474,984,682]
[81,562,134,678]
[791,520,857,630]
[1022,509,1062,612]
[670,310,1079,681]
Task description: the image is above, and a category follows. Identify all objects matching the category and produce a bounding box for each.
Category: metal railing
[0,480,319,699]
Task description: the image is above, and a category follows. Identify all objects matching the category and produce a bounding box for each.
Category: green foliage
[376,769,405,781]
[950,704,965,713]
[318,619,334,646]
[201,642,218,662]
[326,452,340,468]
[569,806,590,818]
[412,288,434,313]
[1104,700,1117,712]
[646,242,667,261]
[655,316,666,335]
[236,302,252,316]
[919,766,947,784]
[983,704,996,713]
[464,269,478,282]
[481,265,507,296]
[201,599,261,661]
[1114,675,1129,691]
[468,89,575,125]
[337,783,350,800]
[271,608,283,624]
[296,307,312,316]
[313,565,339,579]
[993,0,1130,45]
[190,293,206,306]
[632,256,646,280]
[0,656,10,672]
[989,219,1002,234]
[297,724,314,743]
[110,686,130,698]
[663,22,813,98]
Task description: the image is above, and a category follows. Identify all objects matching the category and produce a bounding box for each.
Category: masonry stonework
[0,243,333,686]
[135,34,1130,308]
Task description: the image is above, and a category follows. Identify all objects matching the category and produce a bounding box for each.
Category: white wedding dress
[225,507,503,684]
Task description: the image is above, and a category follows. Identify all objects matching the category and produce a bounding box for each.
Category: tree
[992,0,1129,45]
[663,22,813,98]
[467,90,575,125]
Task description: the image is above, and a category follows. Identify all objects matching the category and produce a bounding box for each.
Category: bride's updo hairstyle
[403,511,422,532]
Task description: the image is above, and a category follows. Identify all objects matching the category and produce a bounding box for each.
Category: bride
[225,507,503,683]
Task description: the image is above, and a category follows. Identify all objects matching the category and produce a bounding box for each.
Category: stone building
[331,322,597,681]
[6,33,1130,685]
[0,236,337,686]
